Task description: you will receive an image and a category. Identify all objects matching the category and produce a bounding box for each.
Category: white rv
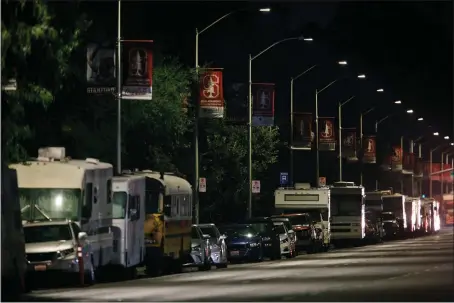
[405,197,421,233]
[382,193,406,235]
[10,147,114,276]
[1,165,28,299]
[274,183,330,252]
[330,181,366,245]
[111,175,146,277]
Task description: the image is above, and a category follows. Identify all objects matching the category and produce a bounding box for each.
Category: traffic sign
[280,172,289,185]
[199,177,206,192]
[252,180,261,193]
[319,177,326,187]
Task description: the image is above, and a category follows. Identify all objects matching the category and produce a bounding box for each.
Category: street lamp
[289,64,317,185]
[357,74,366,79]
[394,100,402,104]
[193,8,270,223]
[248,35,311,218]
[417,117,423,121]
[434,132,439,136]
[444,136,450,140]
[377,88,384,92]
[314,60,348,187]
[406,109,414,113]
[259,7,271,12]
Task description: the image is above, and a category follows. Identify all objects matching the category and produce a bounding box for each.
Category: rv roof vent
[333,181,355,187]
[294,183,311,190]
[85,158,99,164]
[38,147,66,160]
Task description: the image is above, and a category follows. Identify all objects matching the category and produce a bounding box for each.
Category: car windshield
[24,225,73,243]
[249,222,269,234]
[286,215,310,225]
[219,225,257,237]
[274,224,286,234]
[19,188,81,222]
[382,213,395,221]
[199,226,217,238]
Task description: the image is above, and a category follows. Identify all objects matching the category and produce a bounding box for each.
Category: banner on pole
[199,177,206,193]
[252,83,275,126]
[86,42,116,94]
[403,152,415,174]
[292,112,313,149]
[391,146,403,171]
[199,68,224,118]
[319,117,336,151]
[362,135,376,164]
[341,128,358,161]
[122,41,153,100]
[252,180,261,193]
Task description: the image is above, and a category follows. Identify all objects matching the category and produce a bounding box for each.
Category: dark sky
[83,1,453,185]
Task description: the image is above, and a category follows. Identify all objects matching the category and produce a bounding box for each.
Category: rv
[129,170,193,276]
[364,190,389,242]
[421,198,441,233]
[404,197,422,234]
[1,165,28,299]
[10,147,114,279]
[382,193,406,236]
[330,181,366,246]
[111,175,146,278]
[274,183,331,253]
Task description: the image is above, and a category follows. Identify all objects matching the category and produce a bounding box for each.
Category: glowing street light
[434,132,439,136]
[451,143,454,146]
[444,136,450,140]
[259,7,271,12]
[417,117,423,121]
[338,61,348,65]
[406,109,413,113]
[377,88,384,92]
[303,37,313,41]
[357,74,366,79]
[394,100,402,104]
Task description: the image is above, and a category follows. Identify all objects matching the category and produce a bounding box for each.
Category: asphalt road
[24,228,454,302]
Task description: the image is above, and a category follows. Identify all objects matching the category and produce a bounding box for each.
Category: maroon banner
[391,146,403,171]
[293,112,313,149]
[319,117,336,151]
[86,42,116,94]
[252,83,275,126]
[199,68,224,118]
[362,135,376,164]
[122,41,153,100]
[341,128,357,160]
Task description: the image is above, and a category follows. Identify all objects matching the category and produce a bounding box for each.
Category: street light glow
[357,74,366,79]
[377,88,384,92]
[303,37,313,41]
[259,8,271,12]
[406,109,413,113]
[444,136,449,140]
[434,132,439,136]
[394,100,402,104]
[338,61,348,65]
[417,117,423,121]
[451,142,454,146]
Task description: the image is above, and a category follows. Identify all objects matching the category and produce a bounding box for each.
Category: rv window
[112,192,127,219]
[331,195,362,216]
[163,196,172,217]
[106,180,112,204]
[171,196,179,217]
[128,195,140,220]
[285,194,319,202]
[145,192,159,214]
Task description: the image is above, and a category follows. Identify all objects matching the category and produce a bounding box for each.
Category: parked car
[244,217,281,260]
[272,221,296,258]
[219,224,263,262]
[197,223,228,269]
[270,216,297,255]
[190,225,211,271]
[278,213,323,253]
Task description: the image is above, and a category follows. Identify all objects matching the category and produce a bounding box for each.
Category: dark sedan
[244,217,281,260]
[219,224,263,262]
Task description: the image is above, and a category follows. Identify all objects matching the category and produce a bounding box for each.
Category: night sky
[83,1,453,186]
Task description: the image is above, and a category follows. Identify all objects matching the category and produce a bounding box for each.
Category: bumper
[331,231,364,240]
[27,257,80,274]
[227,246,261,261]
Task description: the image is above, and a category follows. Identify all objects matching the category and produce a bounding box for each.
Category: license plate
[230,250,239,256]
[34,264,47,271]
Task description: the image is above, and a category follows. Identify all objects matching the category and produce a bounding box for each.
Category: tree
[1,0,90,163]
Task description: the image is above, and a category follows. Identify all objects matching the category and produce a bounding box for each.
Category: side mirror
[78,232,88,242]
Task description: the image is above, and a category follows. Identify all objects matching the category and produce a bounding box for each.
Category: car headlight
[262,237,271,241]
[248,242,259,248]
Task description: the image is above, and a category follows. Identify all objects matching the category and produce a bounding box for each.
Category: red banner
[319,117,336,151]
[363,135,376,164]
[252,83,275,126]
[199,68,224,118]
[122,41,153,100]
[341,128,357,160]
[423,163,453,181]
[292,112,313,149]
[391,146,403,171]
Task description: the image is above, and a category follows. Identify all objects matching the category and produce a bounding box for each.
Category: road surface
[24,228,454,302]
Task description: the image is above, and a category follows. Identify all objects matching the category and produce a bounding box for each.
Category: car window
[250,223,270,233]
[191,227,200,239]
[274,224,286,234]
[199,226,217,238]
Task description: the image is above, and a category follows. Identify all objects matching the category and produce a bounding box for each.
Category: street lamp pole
[359,107,375,186]
[116,0,122,175]
[289,65,317,186]
[248,36,309,217]
[430,145,444,198]
[338,96,355,181]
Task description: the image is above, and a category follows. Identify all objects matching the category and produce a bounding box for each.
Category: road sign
[280,172,289,185]
[199,177,206,192]
[252,180,261,193]
[319,177,326,187]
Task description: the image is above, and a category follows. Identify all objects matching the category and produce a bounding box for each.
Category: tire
[216,263,228,269]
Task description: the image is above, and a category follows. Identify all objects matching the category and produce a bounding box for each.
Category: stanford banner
[252,83,275,126]
[341,128,357,161]
[391,146,403,171]
[292,112,313,149]
[362,135,376,164]
[199,68,224,118]
[122,41,153,100]
[319,117,336,151]
[86,42,116,94]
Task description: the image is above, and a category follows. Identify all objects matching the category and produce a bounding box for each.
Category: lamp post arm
[362,107,375,116]
[251,37,300,61]
[198,10,239,35]
[292,65,317,82]
[340,96,355,107]
[317,79,338,94]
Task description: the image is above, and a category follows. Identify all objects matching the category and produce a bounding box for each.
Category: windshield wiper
[34,205,52,221]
